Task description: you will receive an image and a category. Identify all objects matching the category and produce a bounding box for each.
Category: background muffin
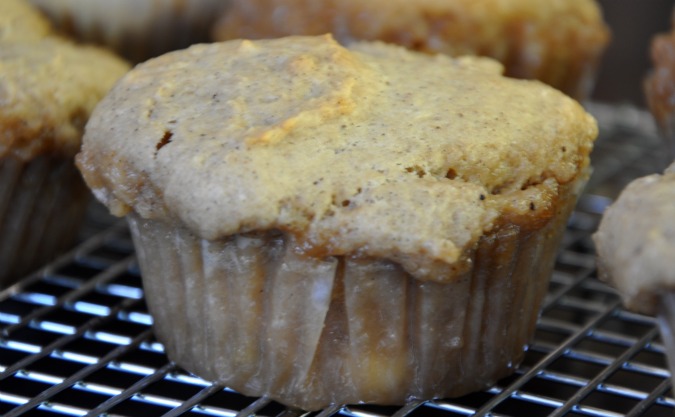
[77,35,597,410]
[0,0,53,41]
[212,0,610,100]
[644,12,675,161]
[0,38,129,288]
[593,162,675,316]
[27,0,231,62]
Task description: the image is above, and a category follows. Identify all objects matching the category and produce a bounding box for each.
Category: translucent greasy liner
[125,179,582,411]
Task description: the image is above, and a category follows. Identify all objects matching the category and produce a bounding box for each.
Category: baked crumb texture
[78,36,597,277]
[594,163,675,316]
[0,0,53,42]
[212,0,610,100]
[78,35,598,409]
[0,39,131,161]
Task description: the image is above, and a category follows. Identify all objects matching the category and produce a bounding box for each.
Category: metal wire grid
[0,103,672,417]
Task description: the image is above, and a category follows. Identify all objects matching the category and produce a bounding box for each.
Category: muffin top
[78,35,597,280]
[0,38,130,160]
[593,162,675,316]
[0,0,53,42]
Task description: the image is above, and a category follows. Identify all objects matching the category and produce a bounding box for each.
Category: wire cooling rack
[0,103,672,417]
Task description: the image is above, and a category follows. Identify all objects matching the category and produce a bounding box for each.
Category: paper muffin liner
[128,180,582,411]
[0,155,90,288]
[28,0,230,63]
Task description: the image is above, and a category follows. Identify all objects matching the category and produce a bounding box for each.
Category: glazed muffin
[0,0,53,42]
[0,38,129,288]
[212,0,610,100]
[77,35,598,410]
[593,162,675,316]
[28,0,231,62]
[592,161,675,391]
[644,16,675,160]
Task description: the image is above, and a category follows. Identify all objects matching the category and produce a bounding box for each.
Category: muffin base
[0,155,90,288]
[128,182,580,411]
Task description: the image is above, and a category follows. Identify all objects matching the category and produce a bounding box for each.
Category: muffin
[593,162,675,316]
[212,0,610,100]
[27,0,231,62]
[0,38,130,288]
[592,162,675,394]
[77,35,598,410]
[0,0,53,41]
[644,15,675,160]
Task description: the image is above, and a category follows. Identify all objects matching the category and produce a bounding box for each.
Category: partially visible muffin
[593,161,675,409]
[77,35,597,410]
[644,15,675,159]
[0,38,130,287]
[28,0,231,62]
[212,0,610,100]
[0,0,53,41]
[593,162,675,316]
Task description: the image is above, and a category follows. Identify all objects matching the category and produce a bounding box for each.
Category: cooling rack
[0,102,672,417]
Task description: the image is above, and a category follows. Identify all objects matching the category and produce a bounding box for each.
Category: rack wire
[0,103,672,417]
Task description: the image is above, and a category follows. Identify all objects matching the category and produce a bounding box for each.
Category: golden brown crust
[0,38,130,160]
[0,0,53,42]
[78,35,598,282]
[212,0,610,99]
